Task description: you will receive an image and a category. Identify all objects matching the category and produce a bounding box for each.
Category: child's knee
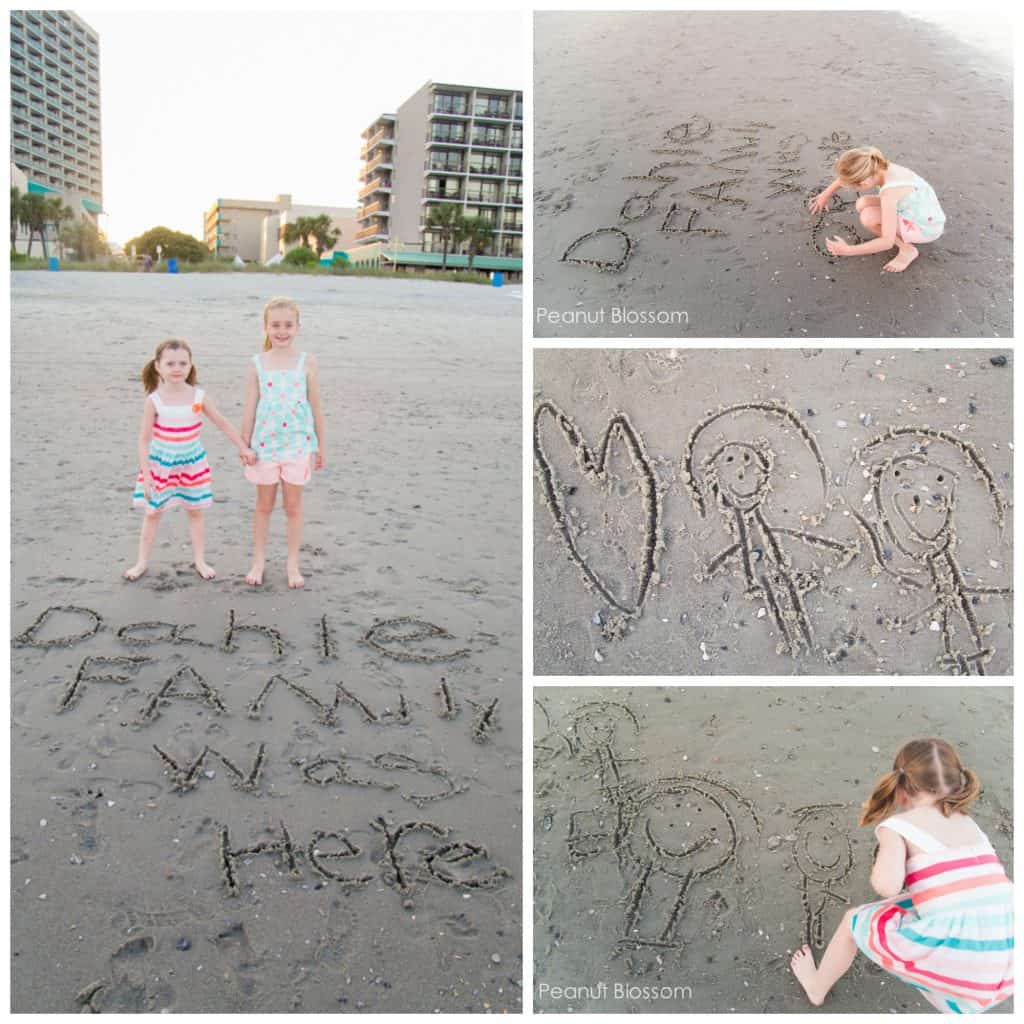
[855,196,871,212]
[841,907,857,928]
[283,496,302,518]
[859,208,881,229]
[186,508,203,519]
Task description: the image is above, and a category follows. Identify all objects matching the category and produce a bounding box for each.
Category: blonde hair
[141,339,196,393]
[860,738,980,826]
[835,146,889,185]
[263,296,301,351]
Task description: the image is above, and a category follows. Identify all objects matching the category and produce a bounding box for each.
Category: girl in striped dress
[125,339,255,581]
[791,738,1013,1013]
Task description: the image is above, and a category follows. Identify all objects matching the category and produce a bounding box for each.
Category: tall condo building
[9,9,102,218]
[356,81,523,260]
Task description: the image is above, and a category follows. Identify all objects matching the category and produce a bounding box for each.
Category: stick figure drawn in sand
[792,804,854,949]
[560,702,759,962]
[682,402,857,656]
[851,427,1012,675]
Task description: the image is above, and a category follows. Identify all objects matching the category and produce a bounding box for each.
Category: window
[507,156,522,178]
[430,121,466,144]
[473,94,509,118]
[428,150,464,173]
[471,125,505,147]
[468,151,503,175]
[426,176,462,200]
[466,181,500,203]
[433,92,468,116]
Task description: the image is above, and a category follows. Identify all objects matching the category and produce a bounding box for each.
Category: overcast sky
[80,9,525,245]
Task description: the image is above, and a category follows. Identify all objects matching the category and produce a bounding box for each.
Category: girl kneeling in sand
[241,297,325,588]
[126,340,256,581]
[790,738,1013,1013]
[809,147,945,272]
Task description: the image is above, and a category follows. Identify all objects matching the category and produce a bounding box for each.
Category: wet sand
[533,348,1013,676]
[533,686,1014,1013]
[11,272,523,1012]
[533,11,1013,338]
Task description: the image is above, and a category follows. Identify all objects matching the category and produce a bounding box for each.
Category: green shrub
[283,246,317,266]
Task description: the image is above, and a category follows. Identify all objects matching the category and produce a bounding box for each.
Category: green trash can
[48,257,59,271]
[491,271,504,287]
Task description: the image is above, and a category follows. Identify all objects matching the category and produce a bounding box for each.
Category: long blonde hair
[263,296,301,351]
[141,339,196,393]
[859,738,980,826]
[835,146,889,185]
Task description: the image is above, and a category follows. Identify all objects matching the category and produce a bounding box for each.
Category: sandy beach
[533,11,1012,338]
[11,271,522,1012]
[533,348,1013,676]
[533,686,1014,1013]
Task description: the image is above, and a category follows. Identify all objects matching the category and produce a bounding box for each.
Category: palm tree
[282,214,340,259]
[47,198,74,259]
[461,215,494,271]
[11,186,22,251]
[19,192,50,258]
[424,203,463,269]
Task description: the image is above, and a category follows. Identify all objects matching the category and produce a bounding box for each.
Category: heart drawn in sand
[533,400,662,616]
[560,227,635,273]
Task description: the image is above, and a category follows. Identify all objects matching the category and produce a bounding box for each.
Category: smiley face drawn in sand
[683,402,856,657]
[792,804,855,949]
[851,427,1012,675]
[534,400,663,617]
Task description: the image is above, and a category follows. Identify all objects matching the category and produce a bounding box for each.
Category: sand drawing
[468,696,500,743]
[534,400,663,618]
[299,751,464,805]
[766,167,804,199]
[58,654,151,711]
[809,186,860,263]
[154,742,267,793]
[792,804,854,948]
[222,609,285,659]
[683,402,856,656]
[560,226,636,273]
[555,701,760,965]
[316,614,337,660]
[850,427,1011,675]
[437,677,459,719]
[14,604,103,647]
[361,617,470,664]
[818,129,854,158]
[660,204,726,237]
[117,620,210,648]
[136,664,228,724]
[533,698,572,770]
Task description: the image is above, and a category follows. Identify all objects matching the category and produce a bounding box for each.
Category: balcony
[426,135,468,148]
[357,200,389,220]
[355,223,388,242]
[359,176,392,200]
[429,106,469,120]
[501,223,523,233]
[363,151,393,176]
[472,101,511,120]
[425,162,466,176]
[423,191,463,202]
[359,127,394,158]
[465,194,502,206]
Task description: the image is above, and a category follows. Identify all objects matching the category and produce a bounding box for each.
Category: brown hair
[263,296,301,351]
[859,738,980,826]
[141,339,196,393]
[835,146,889,185]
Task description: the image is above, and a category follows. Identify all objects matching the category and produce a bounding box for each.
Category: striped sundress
[132,387,213,514]
[850,814,1013,1013]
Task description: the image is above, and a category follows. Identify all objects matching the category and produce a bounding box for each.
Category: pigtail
[859,769,904,826]
[264,334,272,352]
[141,359,160,393]
[939,765,981,817]
[186,365,198,385]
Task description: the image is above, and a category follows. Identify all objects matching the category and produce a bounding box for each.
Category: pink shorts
[244,454,312,486]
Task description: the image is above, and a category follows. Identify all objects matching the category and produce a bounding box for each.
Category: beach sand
[533,11,1012,338]
[11,271,522,1012]
[533,348,1013,676]
[533,685,1014,1013]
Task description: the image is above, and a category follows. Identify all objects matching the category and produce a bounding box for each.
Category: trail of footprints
[557,115,862,272]
[534,399,1011,672]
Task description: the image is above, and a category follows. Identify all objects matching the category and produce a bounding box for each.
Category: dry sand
[533,11,1012,338]
[533,686,1013,1013]
[533,348,1013,676]
[11,271,522,1012]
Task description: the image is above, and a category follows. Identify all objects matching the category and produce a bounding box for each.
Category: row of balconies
[359,128,394,159]
[425,161,523,179]
[423,189,524,205]
[430,96,523,121]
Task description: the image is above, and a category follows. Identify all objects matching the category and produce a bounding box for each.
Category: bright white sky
[80,9,525,245]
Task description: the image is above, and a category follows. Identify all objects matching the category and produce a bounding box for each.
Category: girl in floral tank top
[241,297,325,589]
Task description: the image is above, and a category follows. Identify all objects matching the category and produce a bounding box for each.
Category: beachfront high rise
[9,10,102,220]
[355,81,524,262]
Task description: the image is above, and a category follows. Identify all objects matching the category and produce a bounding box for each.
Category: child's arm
[869,825,908,898]
[239,363,260,450]
[138,397,157,498]
[203,392,256,464]
[826,190,903,258]
[306,356,325,470]
[808,177,843,214]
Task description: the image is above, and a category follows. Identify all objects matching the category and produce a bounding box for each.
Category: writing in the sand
[14,604,511,902]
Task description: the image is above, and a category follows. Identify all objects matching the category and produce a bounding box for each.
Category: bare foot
[246,563,264,586]
[287,565,305,589]
[790,945,824,1006]
[884,243,918,273]
[123,562,148,582]
[194,560,217,580]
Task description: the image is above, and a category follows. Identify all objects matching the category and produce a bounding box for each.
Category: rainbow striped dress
[132,387,213,514]
[850,814,1013,1013]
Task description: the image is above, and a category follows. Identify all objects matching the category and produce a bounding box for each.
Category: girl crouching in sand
[790,738,1013,1013]
[126,340,256,581]
[241,297,324,588]
[809,147,945,272]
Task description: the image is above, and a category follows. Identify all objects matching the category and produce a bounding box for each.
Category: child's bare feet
[246,563,264,586]
[194,560,217,580]
[287,563,305,589]
[884,243,918,273]
[123,562,148,582]
[791,945,825,1006]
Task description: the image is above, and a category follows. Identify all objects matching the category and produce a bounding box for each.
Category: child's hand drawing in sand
[808,146,945,272]
[240,297,325,589]
[790,738,1013,1013]
[125,339,256,582]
